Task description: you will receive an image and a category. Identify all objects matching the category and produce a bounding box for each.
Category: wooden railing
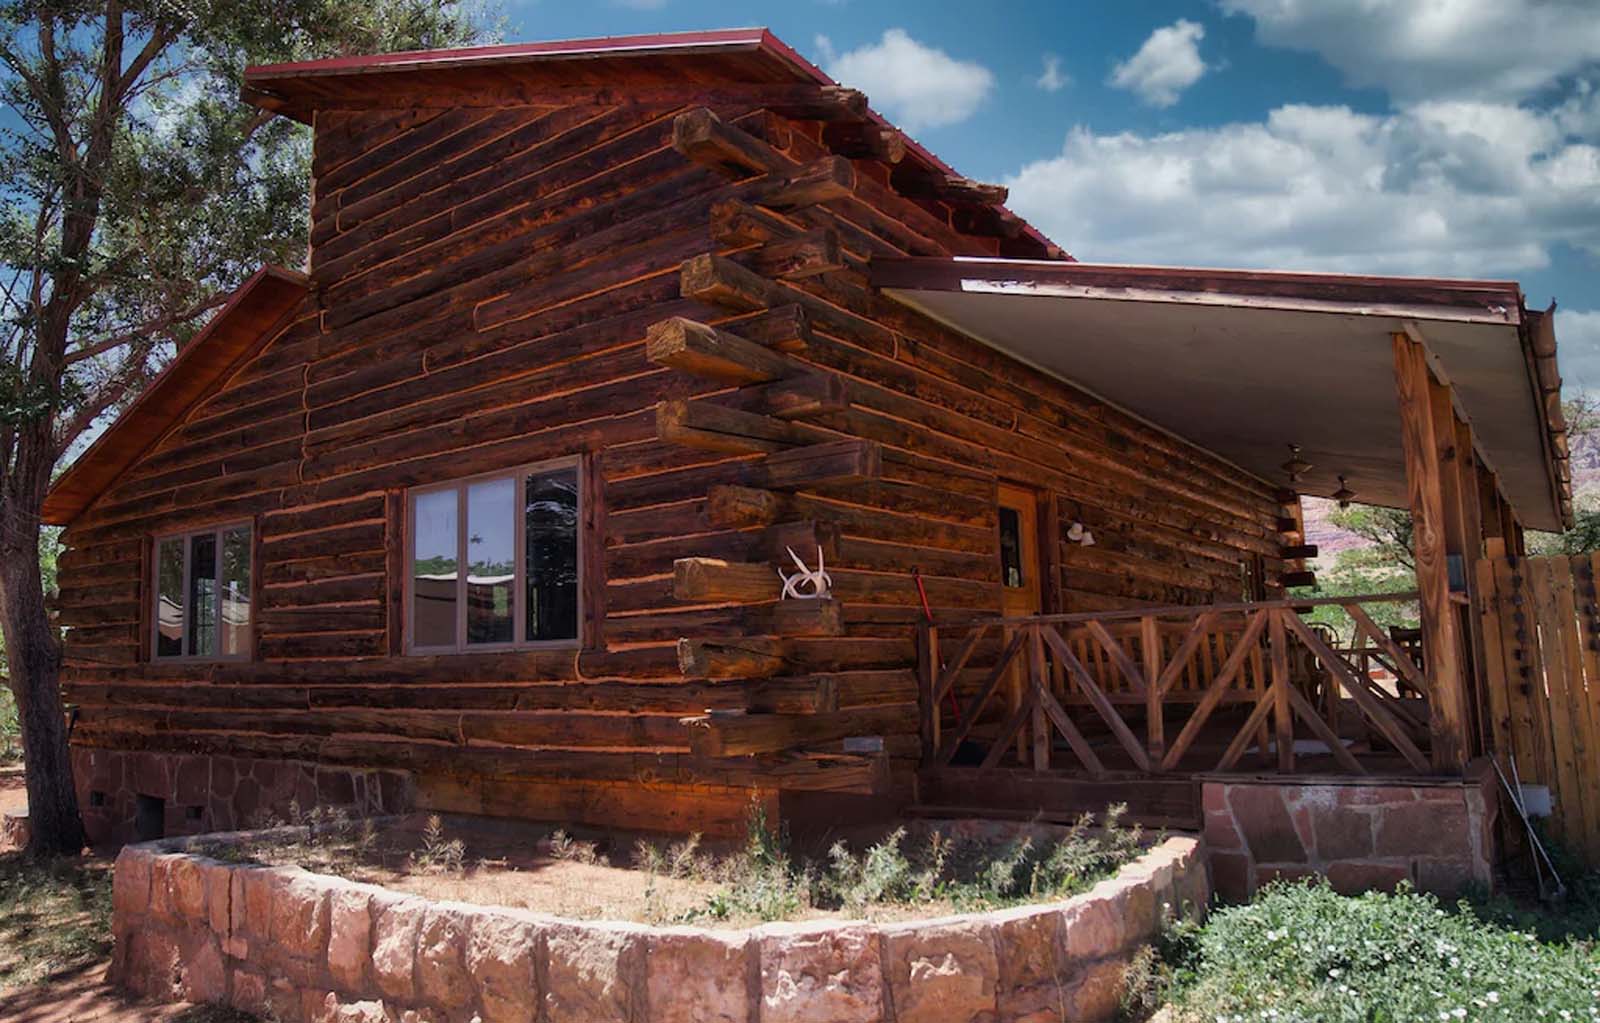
[916,594,1435,777]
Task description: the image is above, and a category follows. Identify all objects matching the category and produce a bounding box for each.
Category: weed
[548,829,605,866]
[409,815,465,875]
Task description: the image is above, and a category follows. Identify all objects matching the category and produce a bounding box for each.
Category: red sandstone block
[1327,861,1409,895]
[1226,786,1307,864]
[1209,852,1252,903]
[1374,802,1468,859]
[1310,804,1375,861]
[1335,785,1417,807]
[1201,783,1229,814]
[1203,810,1242,851]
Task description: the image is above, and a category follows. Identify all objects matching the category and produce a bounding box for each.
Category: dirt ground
[0,770,250,1023]
[0,961,248,1023]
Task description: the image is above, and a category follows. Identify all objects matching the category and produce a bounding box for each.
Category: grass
[1139,879,1600,1023]
[0,851,113,992]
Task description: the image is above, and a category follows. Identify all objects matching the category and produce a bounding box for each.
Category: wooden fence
[1478,553,1600,865]
[917,593,1432,778]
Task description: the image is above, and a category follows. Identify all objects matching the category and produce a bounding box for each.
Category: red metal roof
[43,267,310,526]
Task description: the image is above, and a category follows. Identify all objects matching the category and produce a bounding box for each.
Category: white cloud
[1004,93,1600,277]
[823,29,996,131]
[1037,54,1070,92]
[1222,0,1600,102]
[1109,19,1208,108]
[1557,310,1600,393]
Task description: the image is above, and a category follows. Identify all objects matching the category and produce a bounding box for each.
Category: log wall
[55,89,1288,836]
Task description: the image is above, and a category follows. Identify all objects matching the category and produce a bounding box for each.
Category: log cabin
[46,29,1573,891]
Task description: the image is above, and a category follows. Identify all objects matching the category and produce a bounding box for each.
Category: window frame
[148,519,255,663]
[404,455,584,656]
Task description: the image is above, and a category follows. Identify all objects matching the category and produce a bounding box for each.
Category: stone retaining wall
[110,829,1206,1023]
[1202,768,1497,901]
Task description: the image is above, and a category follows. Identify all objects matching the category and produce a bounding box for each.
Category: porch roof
[871,257,1570,532]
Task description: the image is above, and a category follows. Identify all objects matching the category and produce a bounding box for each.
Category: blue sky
[503,0,1600,387]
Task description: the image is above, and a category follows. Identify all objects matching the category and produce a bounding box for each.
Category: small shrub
[409,815,465,875]
[548,829,604,866]
[1162,879,1600,1022]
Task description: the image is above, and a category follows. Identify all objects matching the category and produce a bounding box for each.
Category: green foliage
[1158,880,1600,1022]
[1329,504,1415,572]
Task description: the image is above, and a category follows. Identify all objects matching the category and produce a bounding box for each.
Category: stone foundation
[1202,765,1497,901]
[71,747,412,848]
[110,826,1206,1023]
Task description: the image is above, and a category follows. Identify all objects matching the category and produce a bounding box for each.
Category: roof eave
[43,266,309,527]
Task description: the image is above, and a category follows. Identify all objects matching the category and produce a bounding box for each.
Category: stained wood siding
[55,92,1287,830]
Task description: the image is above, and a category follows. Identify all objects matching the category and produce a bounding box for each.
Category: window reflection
[221,526,251,656]
[187,532,217,657]
[525,468,579,642]
[156,539,184,658]
[412,488,458,648]
[467,477,515,645]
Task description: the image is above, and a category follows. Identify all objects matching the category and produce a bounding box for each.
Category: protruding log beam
[709,199,797,247]
[672,107,782,176]
[1393,331,1472,769]
[707,485,786,528]
[1280,544,1319,560]
[893,171,1009,206]
[757,520,841,566]
[822,122,906,163]
[645,317,794,385]
[1280,570,1317,589]
[764,598,843,639]
[656,399,803,455]
[724,304,814,354]
[762,439,882,490]
[673,558,781,603]
[785,86,869,122]
[759,157,856,210]
[680,253,773,312]
[747,229,844,280]
[678,637,789,679]
[761,371,849,420]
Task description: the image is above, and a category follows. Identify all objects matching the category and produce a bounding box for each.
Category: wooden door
[997,483,1043,617]
[997,483,1044,762]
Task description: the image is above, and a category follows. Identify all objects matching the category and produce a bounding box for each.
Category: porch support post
[1393,331,1472,770]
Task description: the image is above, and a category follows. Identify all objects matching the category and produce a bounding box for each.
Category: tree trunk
[0,510,84,857]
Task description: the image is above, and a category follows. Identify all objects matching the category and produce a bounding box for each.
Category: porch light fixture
[1281,443,1312,484]
[1333,475,1356,509]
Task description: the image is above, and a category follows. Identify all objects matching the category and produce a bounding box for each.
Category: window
[998,506,1026,588]
[407,459,581,653]
[152,522,252,660]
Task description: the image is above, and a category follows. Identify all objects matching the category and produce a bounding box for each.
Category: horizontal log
[673,558,781,603]
[821,122,906,163]
[759,156,856,210]
[677,637,789,679]
[893,172,1008,206]
[761,439,882,489]
[644,317,794,384]
[671,107,781,176]
[684,705,907,757]
[656,400,804,455]
[1281,544,1319,560]
[747,229,844,281]
[762,371,849,420]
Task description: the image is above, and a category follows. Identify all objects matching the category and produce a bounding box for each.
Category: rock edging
[111,829,1206,1023]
